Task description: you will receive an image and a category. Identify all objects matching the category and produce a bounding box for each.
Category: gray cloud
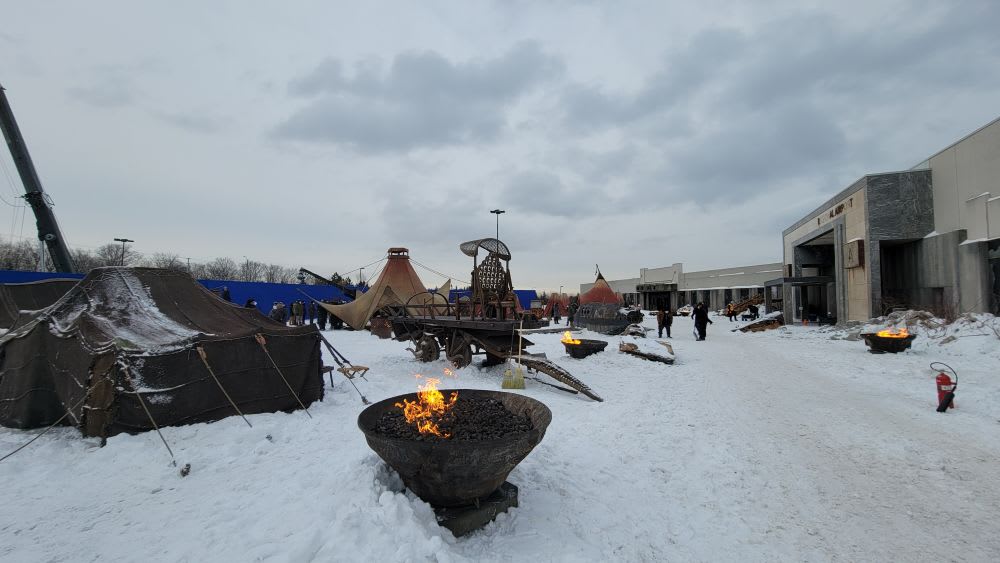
[272,41,564,152]
[67,81,135,108]
[154,111,232,134]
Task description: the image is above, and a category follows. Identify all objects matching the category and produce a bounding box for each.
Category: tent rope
[0,393,88,464]
[411,258,470,286]
[122,366,178,466]
[195,345,253,428]
[316,333,370,405]
[254,333,312,418]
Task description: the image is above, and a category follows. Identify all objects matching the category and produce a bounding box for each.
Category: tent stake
[196,346,253,428]
[123,367,177,466]
[254,334,313,418]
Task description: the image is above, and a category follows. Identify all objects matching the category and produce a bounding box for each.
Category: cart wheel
[415,334,440,362]
[482,352,505,367]
[448,344,472,369]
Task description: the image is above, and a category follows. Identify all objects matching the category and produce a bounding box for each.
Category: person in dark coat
[307,301,317,324]
[693,302,712,341]
[552,302,561,324]
[317,302,329,330]
[568,301,578,327]
[221,286,231,302]
[244,298,257,309]
[656,306,673,338]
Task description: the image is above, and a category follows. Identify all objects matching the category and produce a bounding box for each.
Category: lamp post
[559,285,563,297]
[490,209,505,240]
[113,238,134,266]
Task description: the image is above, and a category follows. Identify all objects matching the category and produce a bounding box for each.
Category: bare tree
[94,243,142,267]
[71,248,101,273]
[0,238,41,271]
[263,263,285,283]
[204,257,239,280]
[146,252,186,272]
[238,260,266,282]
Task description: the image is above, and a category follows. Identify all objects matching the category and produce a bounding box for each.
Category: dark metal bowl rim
[358,389,551,446]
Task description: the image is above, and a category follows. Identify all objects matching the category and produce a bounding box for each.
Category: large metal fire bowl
[861,332,917,354]
[563,338,609,359]
[357,389,552,507]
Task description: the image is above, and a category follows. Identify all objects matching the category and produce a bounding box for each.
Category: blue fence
[0,270,354,315]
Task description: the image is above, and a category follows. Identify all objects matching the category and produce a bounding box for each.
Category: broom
[502,318,525,389]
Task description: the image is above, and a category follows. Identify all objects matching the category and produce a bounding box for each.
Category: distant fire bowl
[564,339,608,359]
[861,333,916,354]
[357,389,551,507]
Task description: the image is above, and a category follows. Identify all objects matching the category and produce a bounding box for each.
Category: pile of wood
[619,337,675,364]
[728,294,764,317]
[738,312,784,333]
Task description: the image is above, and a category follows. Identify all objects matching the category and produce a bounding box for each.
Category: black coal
[374,396,533,441]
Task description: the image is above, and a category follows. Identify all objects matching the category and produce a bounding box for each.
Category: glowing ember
[875,327,910,339]
[394,377,458,438]
[561,331,581,345]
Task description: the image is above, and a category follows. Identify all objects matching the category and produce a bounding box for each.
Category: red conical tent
[579,270,620,305]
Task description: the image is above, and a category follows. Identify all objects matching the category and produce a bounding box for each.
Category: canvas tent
[321,248,448,330]
[0,278,79,329]
[0,267,323,438]
[575,269,637,335]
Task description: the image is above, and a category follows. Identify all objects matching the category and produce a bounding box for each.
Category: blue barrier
[0,270,353,316]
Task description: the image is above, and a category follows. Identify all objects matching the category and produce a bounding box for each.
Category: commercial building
[776,116,1000,323]
[581,262,782,311]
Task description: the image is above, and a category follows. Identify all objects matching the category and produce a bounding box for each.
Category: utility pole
[0,84,76,272]
[490,209,505,240]
[114,238,133,266]
[186,257,191,272]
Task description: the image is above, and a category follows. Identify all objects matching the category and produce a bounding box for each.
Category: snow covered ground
[2,312,1000,562]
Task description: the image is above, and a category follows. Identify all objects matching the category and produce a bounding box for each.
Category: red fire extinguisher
[931,362,957,412]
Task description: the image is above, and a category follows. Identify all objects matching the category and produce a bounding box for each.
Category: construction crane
[0,83,75,272]
[298,267,357,300]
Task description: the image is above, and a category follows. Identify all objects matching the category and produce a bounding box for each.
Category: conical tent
[321,248,436,330]
[579,271,621,305]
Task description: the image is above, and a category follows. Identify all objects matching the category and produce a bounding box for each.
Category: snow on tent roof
[0,278,79,330]
[0,267,322,438]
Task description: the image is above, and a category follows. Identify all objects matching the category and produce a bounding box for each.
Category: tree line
[0,237,348,285]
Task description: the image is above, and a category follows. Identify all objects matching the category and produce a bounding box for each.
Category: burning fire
[875,327,910,339]
[561,331,581,345]
[394,376,458,438]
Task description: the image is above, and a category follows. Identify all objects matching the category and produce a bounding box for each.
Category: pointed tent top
[459,238,511,260]
[595,264,605,281]
[580,268,619,305]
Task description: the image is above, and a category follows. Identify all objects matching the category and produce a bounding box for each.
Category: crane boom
[0,83,75,273]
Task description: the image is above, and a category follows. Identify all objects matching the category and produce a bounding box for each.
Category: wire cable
[411,258,470,286]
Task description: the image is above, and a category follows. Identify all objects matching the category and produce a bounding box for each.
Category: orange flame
[561,331,581,345]
[875,327,910,339]
[394,376,458,438]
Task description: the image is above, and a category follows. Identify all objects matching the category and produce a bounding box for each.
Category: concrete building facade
[777,116,1000,323]
[581,262,782,312]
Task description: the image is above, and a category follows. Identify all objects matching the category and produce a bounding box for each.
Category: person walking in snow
[693,302,712,341]
[552,302,561,324]
[291,300,304,326]
[656,306,671,338]
[568,301,578,327]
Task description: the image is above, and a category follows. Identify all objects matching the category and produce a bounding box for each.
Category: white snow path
[1,315,998,562]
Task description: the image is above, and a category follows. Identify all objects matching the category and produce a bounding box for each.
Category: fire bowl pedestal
[861,333,916,354]
[564,339,608,359]
[357,389,551,511]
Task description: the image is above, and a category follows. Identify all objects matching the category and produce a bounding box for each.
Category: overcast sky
[2,0,998,291]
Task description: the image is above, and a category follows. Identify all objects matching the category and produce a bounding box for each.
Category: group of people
[725,303,761,322]
[550,301,579,327]
[264,299,343,329]
[656,302,714,341]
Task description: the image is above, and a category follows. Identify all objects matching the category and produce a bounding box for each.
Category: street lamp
[113,238,134,266]
[559,285,563,297]
[490,209,505,240]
